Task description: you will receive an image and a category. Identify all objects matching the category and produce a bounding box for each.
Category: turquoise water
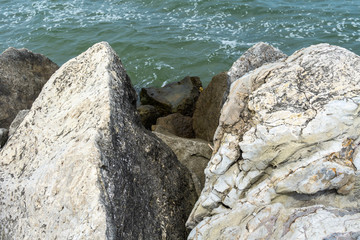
[1,0,360,89]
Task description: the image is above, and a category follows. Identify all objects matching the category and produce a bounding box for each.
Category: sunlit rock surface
[0,42,197,240]
[187,44,360,239]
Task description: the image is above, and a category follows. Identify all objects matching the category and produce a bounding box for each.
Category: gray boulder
[140,76,202,117]
[187,44,360,239]
[0,42,197,240]
[0,47,59,128]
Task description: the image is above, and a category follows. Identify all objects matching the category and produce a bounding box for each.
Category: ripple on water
[0,0,359,87]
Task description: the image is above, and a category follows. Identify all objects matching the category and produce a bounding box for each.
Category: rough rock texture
[228,42,286,84]
[187,44,360,239]
[0,42,197,240]
[192,72,228,142]
[137,104,164,129]
[0,128,8,148]
[153,131,212,196]
[140,76,202,117]
[8,109,30,137]
[0,47,59,128]
[152,113,195,138]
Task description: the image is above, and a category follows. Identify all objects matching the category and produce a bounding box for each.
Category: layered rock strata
[0,47,59,128]
[187,44,360,239]
[0,42,197,239]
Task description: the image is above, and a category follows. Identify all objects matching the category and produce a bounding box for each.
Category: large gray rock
[0,42,197,239]
[187,44,360,239]
[0,47,59,128]
[192,72,228,142]
[153,131,212,196]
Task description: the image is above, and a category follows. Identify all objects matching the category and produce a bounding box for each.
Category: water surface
[1,0,359,88]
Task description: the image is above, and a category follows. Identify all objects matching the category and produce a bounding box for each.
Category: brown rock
[152,113,195,138]
[0,47,59,128]
[140,76,202,117]
[192,72,228,142]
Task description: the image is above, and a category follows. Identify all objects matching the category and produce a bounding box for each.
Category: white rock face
[0,42,196,240]
[187,44,360,239]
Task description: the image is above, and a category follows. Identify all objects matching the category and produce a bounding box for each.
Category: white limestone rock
[0,42,197,240]
[187,44,360,239]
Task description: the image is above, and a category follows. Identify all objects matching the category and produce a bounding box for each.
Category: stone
[0,128,8,148]
[192,72,228,142]
[0,47,59,128]
[0,42,197,239]
[8,109,30,136]
[153,131,212,196]
[140,76,202,117]
[137,104,164,129]
[228,42,287,84]
[186,44,360,239]
[152,113,195,138]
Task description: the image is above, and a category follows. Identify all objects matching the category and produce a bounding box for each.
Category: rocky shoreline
[1,42,360,239]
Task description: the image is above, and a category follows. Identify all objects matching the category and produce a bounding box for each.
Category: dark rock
[0,128,8,148]
[192,72,228,142]
[140,76,202,117]
[0,47,59,128]
[152,113,195,138]
[137,105,164,130]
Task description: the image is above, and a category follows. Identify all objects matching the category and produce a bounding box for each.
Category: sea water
[1,0,359,89]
